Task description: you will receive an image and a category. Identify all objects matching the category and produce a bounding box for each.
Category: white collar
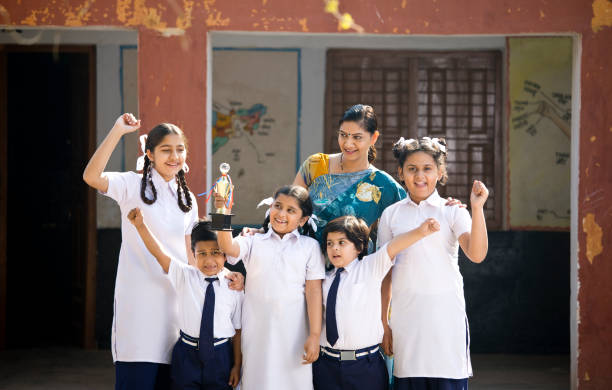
[199,268,229,288]
[150,167,178,193]
[262,227,301,241]
[403,189,442,207]
[330,257,358,276]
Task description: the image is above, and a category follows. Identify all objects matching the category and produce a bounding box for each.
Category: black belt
[321,345,380,361]
[179,330,229,350]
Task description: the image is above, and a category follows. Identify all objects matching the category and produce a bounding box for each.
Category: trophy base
[209,213,234,231]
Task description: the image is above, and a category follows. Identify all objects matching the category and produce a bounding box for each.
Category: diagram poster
[212,49,299,224]
[508,38,572,229]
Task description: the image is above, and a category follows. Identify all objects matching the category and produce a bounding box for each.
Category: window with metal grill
[325,50,502,229]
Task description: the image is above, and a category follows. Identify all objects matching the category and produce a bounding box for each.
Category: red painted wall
[3,0,612,387]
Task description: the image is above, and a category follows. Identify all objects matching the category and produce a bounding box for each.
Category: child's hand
[113,113,141,134]
[381,325,393,356]
[212,190,228,210]
[228,365,241,387]
[127,208,144,228]
[225,272,244,291]
[470,180,489,209]
[417,218,440,238]
[240,226,264,236]
[444,197,467,208]
[302,334,319,364]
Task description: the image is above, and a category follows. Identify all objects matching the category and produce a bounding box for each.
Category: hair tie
[257,197,274,219]
[182,163,189,173]
[430,137,447,153]
[307,214,319,232]
[136,134,147,171]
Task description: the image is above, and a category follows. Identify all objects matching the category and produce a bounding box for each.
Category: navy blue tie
[199,277,217,362]
[326,267,344,347]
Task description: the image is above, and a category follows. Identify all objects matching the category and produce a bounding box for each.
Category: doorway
[0,45,97,349]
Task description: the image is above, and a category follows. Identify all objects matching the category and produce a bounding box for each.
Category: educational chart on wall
[508,38,572,229]
[212,49,299,224]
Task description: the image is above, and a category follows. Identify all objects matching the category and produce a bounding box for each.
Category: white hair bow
[423,136,446,153]
[308,214,319,232]
[257,197,274,218]
[135,134,147,171]
[395,137,416,148]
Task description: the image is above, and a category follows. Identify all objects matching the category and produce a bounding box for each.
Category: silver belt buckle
[340,350,356,361]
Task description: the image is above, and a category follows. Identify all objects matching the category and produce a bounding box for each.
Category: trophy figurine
[209,163,235,231]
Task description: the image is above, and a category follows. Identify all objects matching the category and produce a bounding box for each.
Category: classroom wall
[4,1,612,387]
[210,33,506,164]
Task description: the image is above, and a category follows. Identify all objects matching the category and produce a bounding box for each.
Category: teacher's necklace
[340,152,369,173]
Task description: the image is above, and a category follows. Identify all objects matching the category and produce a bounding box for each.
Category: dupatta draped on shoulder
[299,153,406,243]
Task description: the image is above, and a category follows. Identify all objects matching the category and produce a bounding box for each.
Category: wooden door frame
[0,45,97,349]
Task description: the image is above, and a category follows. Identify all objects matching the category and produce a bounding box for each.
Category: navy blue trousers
[393,376,468,390]
[115,361,171,390]
[170,338,233,390]
[313,351,389,390]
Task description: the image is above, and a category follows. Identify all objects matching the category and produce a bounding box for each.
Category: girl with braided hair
[83,113,243,389]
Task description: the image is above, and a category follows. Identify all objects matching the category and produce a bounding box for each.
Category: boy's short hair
[190,220,218,252]
[322,216,370,259]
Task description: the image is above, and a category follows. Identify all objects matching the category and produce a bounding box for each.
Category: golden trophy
[209,163,234,231]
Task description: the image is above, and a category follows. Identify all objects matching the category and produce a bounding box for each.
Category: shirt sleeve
[231,292,244,330]
[305,240,326,280]
[167,258,189,291]
[452,206,472,240]
[376,207,393,249]
[185,192,200,235]
[225,234,254,266]
[100,171,138,205]
[364,243,393,281]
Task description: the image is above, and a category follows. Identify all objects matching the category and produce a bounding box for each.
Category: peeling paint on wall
[582,213,603,264]
[20,8,51,25]
[298,17,309,32]
[206,11,229,26]
[592,0,612,32]
[176,0,194,30]
[64,0,94,26]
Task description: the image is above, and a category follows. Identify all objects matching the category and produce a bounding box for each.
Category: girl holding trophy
[216,184,325,390]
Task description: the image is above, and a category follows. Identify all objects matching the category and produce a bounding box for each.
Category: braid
[175,169,193,213]
[140,156,158,205]
[262,215,271,233]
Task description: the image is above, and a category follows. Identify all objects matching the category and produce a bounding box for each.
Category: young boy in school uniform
[314,215,439,390]
[128,208,243,390]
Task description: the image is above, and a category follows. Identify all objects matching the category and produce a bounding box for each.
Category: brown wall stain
[592,0,612,32]
[582,213,603,264]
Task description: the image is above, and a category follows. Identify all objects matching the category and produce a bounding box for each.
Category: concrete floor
[0,349,569,389]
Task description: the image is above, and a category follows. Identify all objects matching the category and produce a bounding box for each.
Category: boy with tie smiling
[128,208,243,390]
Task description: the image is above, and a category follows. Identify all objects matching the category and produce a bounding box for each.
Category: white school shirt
[227,228,325,390]
[168,262,243,338]
[320,243,393,350]
[102,169,199,363]
[377,190,473,379]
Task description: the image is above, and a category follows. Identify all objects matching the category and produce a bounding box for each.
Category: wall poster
[212,48,300,224]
